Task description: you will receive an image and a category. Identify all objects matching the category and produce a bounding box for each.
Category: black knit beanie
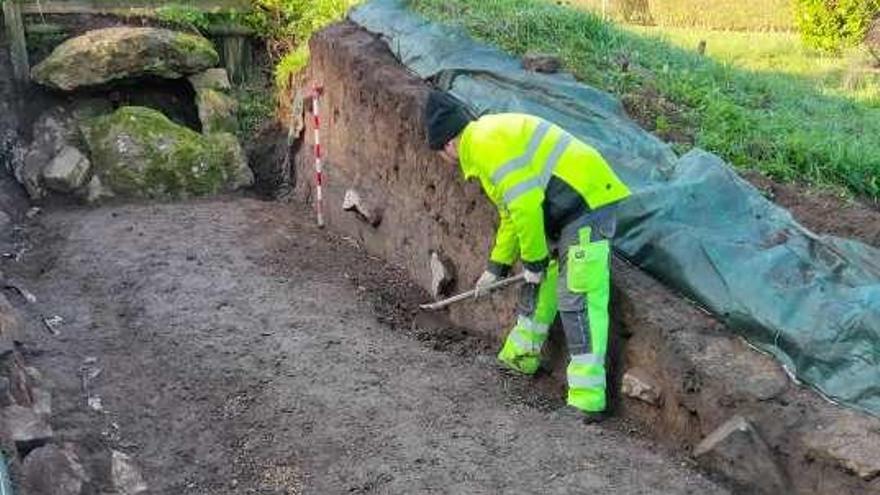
[424,90,473,150]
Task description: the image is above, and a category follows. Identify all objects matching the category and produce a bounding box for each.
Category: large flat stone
[32,27,218,91]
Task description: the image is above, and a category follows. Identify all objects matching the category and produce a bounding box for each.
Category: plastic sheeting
[349,0,880,416]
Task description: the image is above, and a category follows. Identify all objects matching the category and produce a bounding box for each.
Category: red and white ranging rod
[310,83,325,228]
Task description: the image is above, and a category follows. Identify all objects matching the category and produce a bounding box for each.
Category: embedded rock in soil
[32,27,218,91]
[22,444,89,495]
[189,68,237,133]
[342,189,381,226]
[2,405,53,455]
[80,175,115,204]
[42,146,91,193]
[82,106,253,198]
[522,52,562,73]
[621,367,663,406]
[195,88,238,134]
[429,251,455,299]
[694,415,790,494]
[18,108,79,199]
[804,412,880,481]
[189,68,232,92]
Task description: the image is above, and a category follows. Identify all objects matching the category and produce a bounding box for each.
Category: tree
[793,0,880,53]
[866,16,880,65]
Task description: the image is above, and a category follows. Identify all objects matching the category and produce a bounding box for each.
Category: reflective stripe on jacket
[458,113,631,267]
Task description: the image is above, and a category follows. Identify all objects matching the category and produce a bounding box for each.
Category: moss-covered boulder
[32,27,219,91]
[82,106,253,198]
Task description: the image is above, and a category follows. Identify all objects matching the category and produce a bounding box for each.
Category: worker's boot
[497,267,559,375]
[550,405,607,424]
[497,337,541,375]
[496,313,551,375]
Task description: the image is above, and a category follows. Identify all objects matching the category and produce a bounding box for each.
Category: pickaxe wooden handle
[419,273,526,311]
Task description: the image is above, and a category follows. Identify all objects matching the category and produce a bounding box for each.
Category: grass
[568,0,793,31]
[412,0,880,201]
[627,27,880,103]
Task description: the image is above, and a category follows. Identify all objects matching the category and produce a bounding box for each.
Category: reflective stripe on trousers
[508,315,550,353]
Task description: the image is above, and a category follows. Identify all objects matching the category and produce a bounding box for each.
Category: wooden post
[697,40,707,56]
[2,0,29,84]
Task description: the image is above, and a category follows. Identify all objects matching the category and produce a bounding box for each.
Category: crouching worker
[424,90,631,422]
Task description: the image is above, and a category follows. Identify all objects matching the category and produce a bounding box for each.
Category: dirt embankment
[293,21,880,495]
[744,172,880,247]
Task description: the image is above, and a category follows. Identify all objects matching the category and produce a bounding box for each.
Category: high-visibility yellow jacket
[458,113,631,269]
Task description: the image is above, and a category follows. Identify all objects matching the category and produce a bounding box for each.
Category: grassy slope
[412,0,880,201]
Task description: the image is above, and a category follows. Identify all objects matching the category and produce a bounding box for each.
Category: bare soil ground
[744,172,880,247]
[7,197,726,494]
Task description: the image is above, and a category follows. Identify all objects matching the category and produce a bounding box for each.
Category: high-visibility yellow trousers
[498,211,613,413]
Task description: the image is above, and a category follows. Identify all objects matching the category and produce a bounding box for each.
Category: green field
[569,0,793,31]
[412,0,880,201]
[629,26,880,104]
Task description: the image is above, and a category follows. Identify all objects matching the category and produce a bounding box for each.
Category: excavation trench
[291,21,880,495]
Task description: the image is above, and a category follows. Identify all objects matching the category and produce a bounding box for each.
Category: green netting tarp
[349,0,880,416]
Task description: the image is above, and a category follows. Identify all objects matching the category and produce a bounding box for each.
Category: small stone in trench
[621,367,663,406]
[43,315,63,335]
[42,145,91,193]
[87,396,104,412]
[6,283,37,303]
[429,251,455,299]
[112,450,148,495]
[342,189,382,227]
